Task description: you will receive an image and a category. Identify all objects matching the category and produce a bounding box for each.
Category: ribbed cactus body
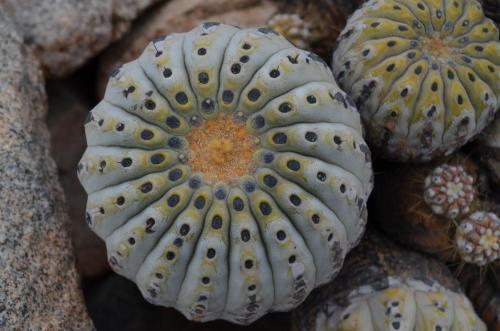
[333,0,500,161]
[292,232,486,331]
[78,23,373,324]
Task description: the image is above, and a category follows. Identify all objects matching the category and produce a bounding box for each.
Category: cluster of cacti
[373,155,475,257]
[333,0,500,162]
[292,231,486,331]
[78,23,373,324]
[373,154,500,269]
[75,0,500,328]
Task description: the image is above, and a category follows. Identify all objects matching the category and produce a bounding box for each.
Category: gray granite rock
[0,10,94,330]
[2,0,163,78]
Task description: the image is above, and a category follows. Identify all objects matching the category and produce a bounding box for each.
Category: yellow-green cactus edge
[292,231,487,331]
[333,0,500,162]
[77,23,374,324]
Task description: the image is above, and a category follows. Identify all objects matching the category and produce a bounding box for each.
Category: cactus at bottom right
[291,230,486,331]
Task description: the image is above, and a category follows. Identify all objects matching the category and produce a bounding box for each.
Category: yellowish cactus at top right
[333,0,500,162]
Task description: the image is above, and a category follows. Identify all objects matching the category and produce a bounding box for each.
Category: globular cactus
[292,231,487,331]
[477,118,500,188]
[77,23,373,324]
[455,211,500,266]
[333,0,500,162]
[423,164,475,219]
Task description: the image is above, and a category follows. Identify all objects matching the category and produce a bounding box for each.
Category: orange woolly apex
[186,114,258,184]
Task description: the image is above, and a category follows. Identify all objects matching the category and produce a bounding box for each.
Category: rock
[0,10,93,330]
[2,0,163,78]
[112,0,166,38]
[84,273,290,331]
[47,80,109,278]
[97,0,279,96]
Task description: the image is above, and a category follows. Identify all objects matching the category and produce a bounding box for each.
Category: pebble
[2,0,162,78]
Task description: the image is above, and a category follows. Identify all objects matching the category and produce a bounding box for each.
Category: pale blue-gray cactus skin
[78,23,373,324]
